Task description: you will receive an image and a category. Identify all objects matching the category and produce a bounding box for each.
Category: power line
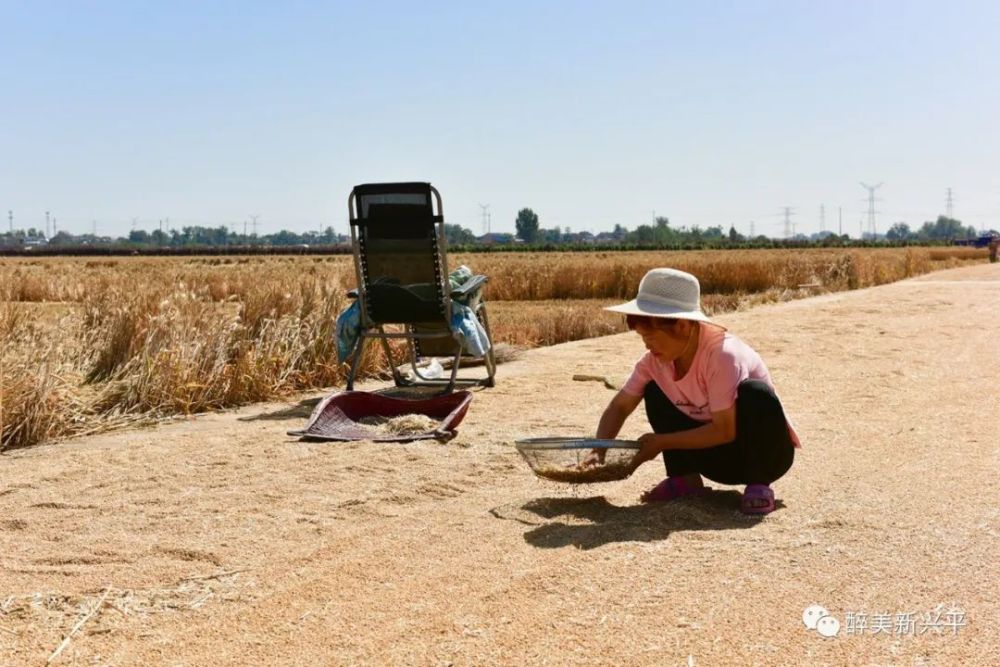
[779,207,796,239]
[478,204,491,235]
[860,182,883,237]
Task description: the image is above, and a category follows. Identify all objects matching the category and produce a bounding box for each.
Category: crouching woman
[595,268,801,515]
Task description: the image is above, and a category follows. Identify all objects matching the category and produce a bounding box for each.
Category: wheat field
[0,247,986,450]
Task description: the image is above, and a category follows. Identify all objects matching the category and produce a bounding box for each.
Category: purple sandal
[741,484,775,515]
[640,475,707,503]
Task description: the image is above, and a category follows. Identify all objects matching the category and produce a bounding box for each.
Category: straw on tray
[357,414,439,436]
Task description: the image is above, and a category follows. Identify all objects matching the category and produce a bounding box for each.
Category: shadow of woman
[494,491,784,550]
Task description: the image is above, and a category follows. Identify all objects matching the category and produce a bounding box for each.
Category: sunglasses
[625,315,681,331]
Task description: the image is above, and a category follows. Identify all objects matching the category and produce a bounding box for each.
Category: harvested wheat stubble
[534,461,634,483]
[2,248,989,452]
[357,413,440,436]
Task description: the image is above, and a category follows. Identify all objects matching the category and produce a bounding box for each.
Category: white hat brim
[604,299,726,330]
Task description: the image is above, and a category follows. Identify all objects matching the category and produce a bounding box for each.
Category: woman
[593,268,800,515]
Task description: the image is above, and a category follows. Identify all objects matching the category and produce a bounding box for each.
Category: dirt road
[2,263,998,666]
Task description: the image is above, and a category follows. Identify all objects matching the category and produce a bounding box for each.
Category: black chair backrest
[350,183,449,325]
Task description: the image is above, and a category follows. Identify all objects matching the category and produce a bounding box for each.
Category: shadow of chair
[238,397,323,422]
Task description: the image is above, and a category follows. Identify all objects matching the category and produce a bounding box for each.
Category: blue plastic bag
[335,300,361,363]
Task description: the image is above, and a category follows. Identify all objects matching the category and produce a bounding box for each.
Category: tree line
[0,226,341,248]
[884,217,979,241]
[0,212,990,252]
[509,208,988,247]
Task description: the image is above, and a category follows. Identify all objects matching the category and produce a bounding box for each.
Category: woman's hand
[630,433,665,470]
[580,448,606,468]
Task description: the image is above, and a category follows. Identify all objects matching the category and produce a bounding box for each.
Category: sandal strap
[741,485,775,514]
[645,476,704,502]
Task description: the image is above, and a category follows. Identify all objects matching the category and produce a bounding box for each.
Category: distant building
[562,231,596,244]
[476,233,516,246]
[953,230,999,248]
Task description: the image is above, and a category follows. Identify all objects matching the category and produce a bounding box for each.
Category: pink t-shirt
[621,323,801,448]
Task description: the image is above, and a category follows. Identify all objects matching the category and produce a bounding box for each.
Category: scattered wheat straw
[47,587,110,664]
[181,568,251,582]
[0,571,250,644]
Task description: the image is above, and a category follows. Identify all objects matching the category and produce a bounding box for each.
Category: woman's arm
[583,391,642,467]
[596,390,642,439]
[631,404,737,467]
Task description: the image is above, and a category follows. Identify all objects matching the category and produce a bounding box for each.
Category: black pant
[643,380,795,485]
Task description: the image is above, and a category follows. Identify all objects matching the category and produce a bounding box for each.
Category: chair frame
[345,183,496,392]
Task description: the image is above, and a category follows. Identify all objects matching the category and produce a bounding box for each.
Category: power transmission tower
[749,220,755,237]
[819,204,826,233]
[945,187,955,218]
[249,214,260,240]
[838,206,843,235]
[92,220,98,236]
[860,182,883,238]
[478,204,491,235]
[8,210,12,233]
[131,217,139,231]
[52,217,57,234]
[45,211,50,238]
[780,207,796,239]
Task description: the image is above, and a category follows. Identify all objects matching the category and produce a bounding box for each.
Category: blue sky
[2,1,997,238]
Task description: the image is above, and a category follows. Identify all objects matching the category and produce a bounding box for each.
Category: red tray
[288,390,473,442]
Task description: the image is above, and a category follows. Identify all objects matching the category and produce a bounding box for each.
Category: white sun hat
[604,268,724,329]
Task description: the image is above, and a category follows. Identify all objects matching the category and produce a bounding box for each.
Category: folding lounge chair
[345,182,497,392]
